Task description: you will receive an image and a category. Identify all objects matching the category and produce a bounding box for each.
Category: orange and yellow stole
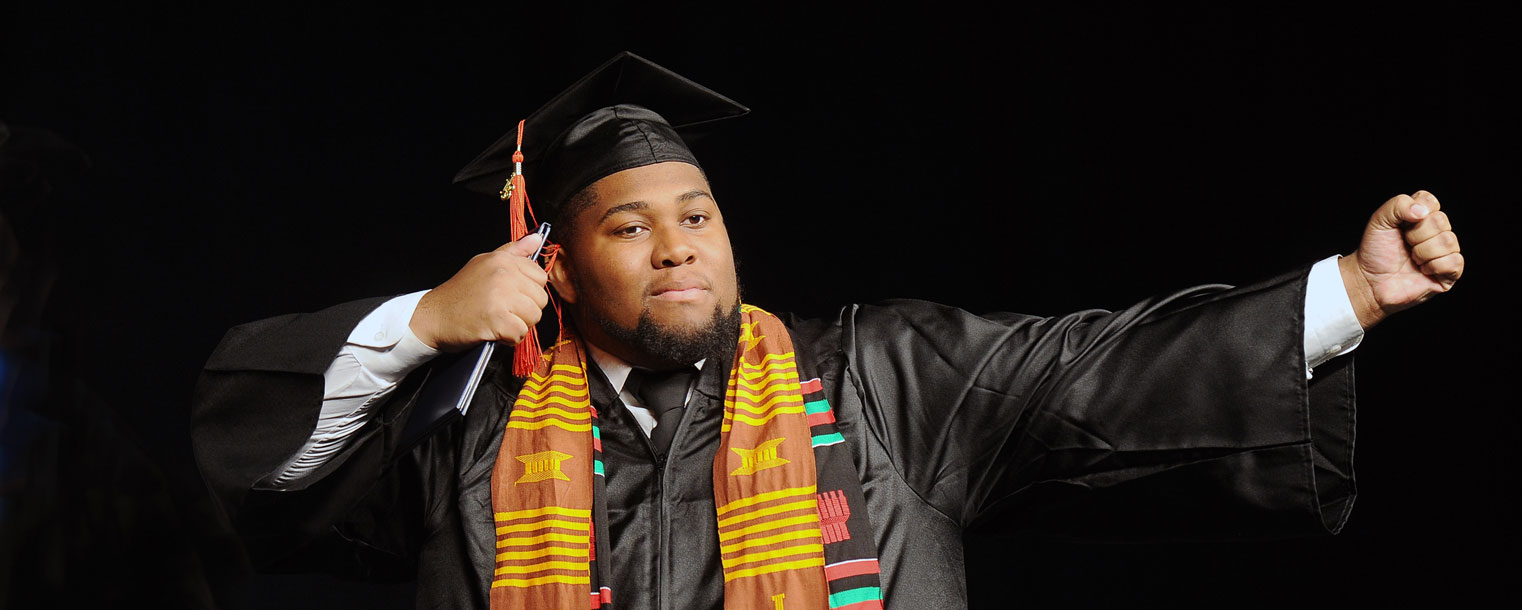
[488,305,883,610]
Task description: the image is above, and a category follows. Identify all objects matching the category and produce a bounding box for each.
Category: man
[192,52,1463,610]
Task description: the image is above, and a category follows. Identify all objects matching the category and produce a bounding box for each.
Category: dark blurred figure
[0,120,235,609]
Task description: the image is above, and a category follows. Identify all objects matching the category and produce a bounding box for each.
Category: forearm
[1337,253,1385,329]
[261,290,439,488]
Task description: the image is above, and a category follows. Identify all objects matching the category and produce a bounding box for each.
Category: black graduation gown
[191,264,1355,610]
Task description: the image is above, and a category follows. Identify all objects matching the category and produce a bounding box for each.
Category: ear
[548,251,579,304]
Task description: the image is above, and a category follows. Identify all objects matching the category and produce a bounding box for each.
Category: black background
[2,3,1518,609]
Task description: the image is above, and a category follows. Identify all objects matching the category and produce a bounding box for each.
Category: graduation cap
[452,51,749,225]
[452,51,748,376]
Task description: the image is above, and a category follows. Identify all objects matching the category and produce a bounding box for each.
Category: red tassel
[503,120,536,239]
[504,120,543,378]
[541,244,564,344]
[508,170,533,238]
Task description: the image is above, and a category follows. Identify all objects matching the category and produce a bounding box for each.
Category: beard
[589,300,741,369]
[568,251,746,370]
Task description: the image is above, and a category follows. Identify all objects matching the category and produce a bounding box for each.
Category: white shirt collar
[582,342,705,398]
[582,343,705,438]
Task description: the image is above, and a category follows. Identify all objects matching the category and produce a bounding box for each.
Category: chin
[648,309,719,333]
[604,299,742,367]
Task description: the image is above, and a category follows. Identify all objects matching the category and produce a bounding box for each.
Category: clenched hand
[1339,190,1464,329]
[409,233,549,352]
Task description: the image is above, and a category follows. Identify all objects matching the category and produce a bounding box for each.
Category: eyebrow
[598,201,649,224]
[677,190,713,203]
[597,190,714,223]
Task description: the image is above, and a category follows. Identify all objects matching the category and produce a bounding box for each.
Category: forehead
[584,161,710,213]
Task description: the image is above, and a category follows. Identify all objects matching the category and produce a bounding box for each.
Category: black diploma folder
[399,341,495,449]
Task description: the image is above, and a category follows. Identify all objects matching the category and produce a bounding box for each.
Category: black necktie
[625,366,698,458]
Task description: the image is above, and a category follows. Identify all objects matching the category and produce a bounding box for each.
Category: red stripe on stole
[593,436,603,451]
[807,411,836,426]
[800,378,823,394]
[835,601,884,610]
[588,586,611,608]
[824,559,880,580]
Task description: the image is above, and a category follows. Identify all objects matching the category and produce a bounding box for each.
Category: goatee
[594,302,741,369]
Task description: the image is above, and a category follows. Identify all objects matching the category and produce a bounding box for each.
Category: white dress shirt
[579,343,704,438]
[259,255,1365,488]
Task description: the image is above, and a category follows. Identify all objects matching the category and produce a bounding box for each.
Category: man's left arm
[843,189,1462,541]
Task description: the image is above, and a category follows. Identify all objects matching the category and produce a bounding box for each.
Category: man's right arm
[198,232,549,497]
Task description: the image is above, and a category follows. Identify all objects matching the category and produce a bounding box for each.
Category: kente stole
[488,305,886,609]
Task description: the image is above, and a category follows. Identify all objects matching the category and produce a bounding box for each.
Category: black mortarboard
[451,51,749,221]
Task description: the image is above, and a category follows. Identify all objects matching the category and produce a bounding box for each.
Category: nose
[651,223,697,268]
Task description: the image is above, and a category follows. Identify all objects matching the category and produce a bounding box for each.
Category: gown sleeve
[190,296,451,579]
[840,264,1356,542]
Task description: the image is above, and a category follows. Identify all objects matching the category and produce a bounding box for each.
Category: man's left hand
[1339,190,1464,329]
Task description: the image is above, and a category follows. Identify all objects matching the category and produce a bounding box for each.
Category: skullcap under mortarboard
[451,52,749,219]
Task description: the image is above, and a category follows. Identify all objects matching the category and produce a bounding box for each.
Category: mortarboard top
[452,51,749,222]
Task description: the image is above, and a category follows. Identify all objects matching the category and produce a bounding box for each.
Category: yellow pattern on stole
[491,506,592,589]
[515,450,572,484]
[728,438,790,476]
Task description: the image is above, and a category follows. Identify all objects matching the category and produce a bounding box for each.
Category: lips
[649,277,710,302]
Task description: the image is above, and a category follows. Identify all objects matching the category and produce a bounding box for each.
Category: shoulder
[204,296,394,374]
[770,299,1039,364]
[773,299,965,331]
[780,299,1057,346]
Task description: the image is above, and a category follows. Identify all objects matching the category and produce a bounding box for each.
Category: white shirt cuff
[321,290,439,398]
[345,289,439,378]
[1304,255,1365,378]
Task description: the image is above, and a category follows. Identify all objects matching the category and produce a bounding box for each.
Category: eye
[612,224,648,238]
[682,213,709,226]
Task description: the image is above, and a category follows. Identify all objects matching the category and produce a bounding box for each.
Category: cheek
[579,257,647,313]
[711,249,741,301]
